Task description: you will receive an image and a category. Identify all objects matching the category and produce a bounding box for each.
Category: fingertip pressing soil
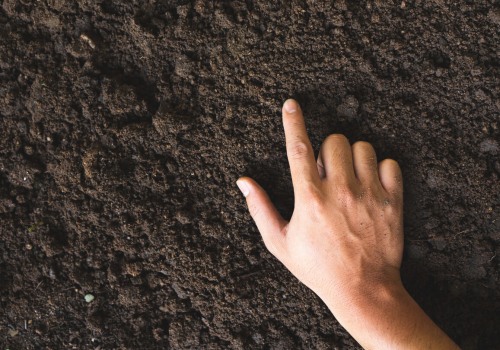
[0,1,499,349]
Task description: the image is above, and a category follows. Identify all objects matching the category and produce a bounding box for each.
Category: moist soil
[0,1,499,349]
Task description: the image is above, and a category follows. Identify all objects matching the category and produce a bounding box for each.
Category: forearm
[241,100,459,350]
[324,281,460,350]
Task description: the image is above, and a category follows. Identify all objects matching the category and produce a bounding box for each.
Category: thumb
[236,177,288,256]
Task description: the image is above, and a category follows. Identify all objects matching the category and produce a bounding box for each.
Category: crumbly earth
[0,1,498,349]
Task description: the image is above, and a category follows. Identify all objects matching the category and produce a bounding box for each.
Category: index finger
[282,99,320,191]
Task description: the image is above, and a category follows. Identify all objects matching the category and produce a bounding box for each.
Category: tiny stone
[171,282,188,299]
[24,145,34,155]
[159,305,169,313]
[175,211,190,225]
[80,34,96,49]
[26,243,32,250]
[84,294,95,303]
[8,329,19,337]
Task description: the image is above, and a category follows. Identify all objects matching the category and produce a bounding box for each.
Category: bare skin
[236,99,460,349]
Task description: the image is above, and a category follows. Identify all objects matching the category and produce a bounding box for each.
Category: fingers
[378,159,403,200]
[318,134,355,184]
[352,141,381,188]
[282,99,320,193]
[236,177,288,257]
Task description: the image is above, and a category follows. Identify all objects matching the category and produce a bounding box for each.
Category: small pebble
[80,34,95,49]
[84,294,95,303]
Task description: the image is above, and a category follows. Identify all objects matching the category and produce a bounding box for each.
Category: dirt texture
[0,1,499,349]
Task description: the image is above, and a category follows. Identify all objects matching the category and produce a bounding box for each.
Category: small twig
[455,228,473,236]
[34,281,43,291]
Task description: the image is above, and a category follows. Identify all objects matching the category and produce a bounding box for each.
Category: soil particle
[479,139,498,155]
[168,314,205,349]
[430,238,447,251]
[336,95,360,121]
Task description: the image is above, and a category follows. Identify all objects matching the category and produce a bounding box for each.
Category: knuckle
[381,158,399,166]
[383,197,403,216]
[353,140,371,148]
[389,190,403,206]
[353,141,375,154]
[380,158,401,171]
[335,183,358,206]
[345,188,358,204]
[324,133,349,146]
[380,158,403,185]
[353,142,377,165]
[307,187,324,204]
[248,202,261,219]
[288,140,310,160]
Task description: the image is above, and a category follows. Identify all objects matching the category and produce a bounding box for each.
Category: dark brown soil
[1,1,499,349]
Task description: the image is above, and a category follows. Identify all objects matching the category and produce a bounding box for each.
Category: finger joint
[288,141,310,160]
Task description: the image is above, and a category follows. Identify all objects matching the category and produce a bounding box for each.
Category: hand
[237,98,403,305]
[237,99,459,349]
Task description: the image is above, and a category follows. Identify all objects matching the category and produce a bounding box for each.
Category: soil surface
[1,1,499,349]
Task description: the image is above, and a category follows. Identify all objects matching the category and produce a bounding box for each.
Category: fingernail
[283,99,297,113]
[236,179,250,197]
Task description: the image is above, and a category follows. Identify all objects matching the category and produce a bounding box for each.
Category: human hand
[237,99,404,306]
[237,99,459,349]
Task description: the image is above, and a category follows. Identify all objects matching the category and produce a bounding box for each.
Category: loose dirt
[1,1,498,349]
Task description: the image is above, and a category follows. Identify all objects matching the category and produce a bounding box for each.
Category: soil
[0,1,499,349]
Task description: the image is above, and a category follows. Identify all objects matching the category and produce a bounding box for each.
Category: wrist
[321,276,459,350]
[324,280,408,348]
[321,269,405,315]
